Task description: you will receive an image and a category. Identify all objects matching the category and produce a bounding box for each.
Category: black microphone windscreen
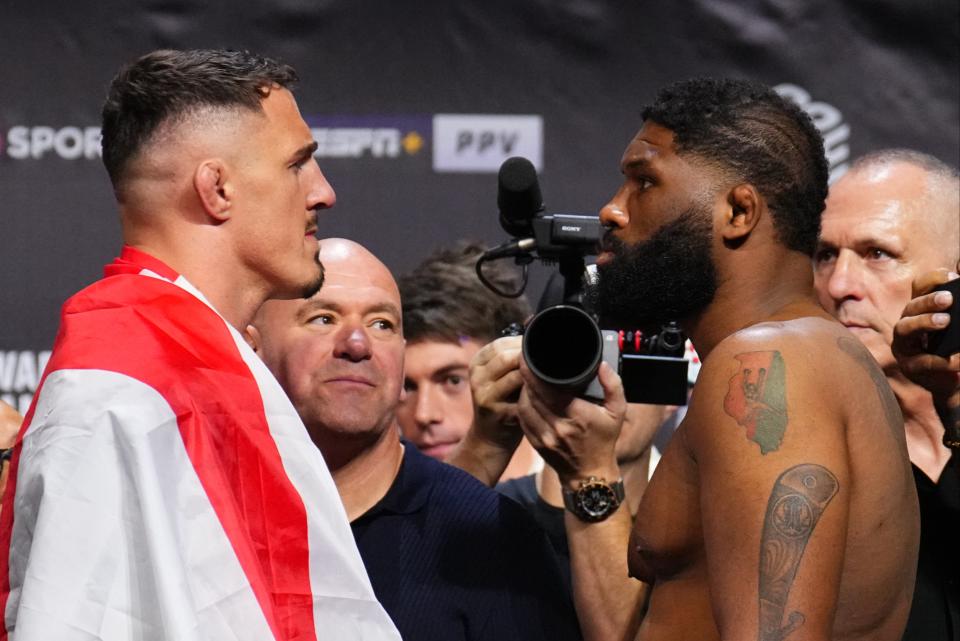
[497,157,543,237]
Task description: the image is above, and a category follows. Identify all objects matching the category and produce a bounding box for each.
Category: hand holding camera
[892,268,960,447]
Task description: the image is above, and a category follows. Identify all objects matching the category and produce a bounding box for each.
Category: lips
[325,376,376,387]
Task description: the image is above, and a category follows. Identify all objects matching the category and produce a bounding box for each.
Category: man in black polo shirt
[246,238,581,641]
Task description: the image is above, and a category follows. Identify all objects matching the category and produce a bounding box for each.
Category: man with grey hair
[813,149,960,640]
[0,50,399,640]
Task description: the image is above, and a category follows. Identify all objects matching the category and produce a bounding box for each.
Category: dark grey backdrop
[2,0,958,409]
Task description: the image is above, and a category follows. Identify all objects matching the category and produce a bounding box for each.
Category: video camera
[478,157,689,405]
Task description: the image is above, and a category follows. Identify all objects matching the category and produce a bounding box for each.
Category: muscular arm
[519,361,648,641]
[688,340,851,641]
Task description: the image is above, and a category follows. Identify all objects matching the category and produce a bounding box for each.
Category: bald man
[0,50,399,640]
[813,149,960,640]
[248,239,582,641]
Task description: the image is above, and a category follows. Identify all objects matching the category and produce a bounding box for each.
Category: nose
[599,184,630,230]
[333,324,372,362]
[413,384,442,427]
[822,250,866,303]
[306,160,337,212]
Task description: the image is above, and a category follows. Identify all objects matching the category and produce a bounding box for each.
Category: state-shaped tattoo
[758,463,839,641]
[723,351,788,454]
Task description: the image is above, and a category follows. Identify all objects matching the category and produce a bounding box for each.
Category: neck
[537,449,650,516]
[683,251,827,360]
[887,370,951,482]
[322,424,404,522]
[124,221,270,332]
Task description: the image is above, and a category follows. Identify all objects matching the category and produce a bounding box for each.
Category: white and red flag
[0,247,400,640]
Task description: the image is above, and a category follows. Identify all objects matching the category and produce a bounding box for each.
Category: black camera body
[517,306,689,405]
[926,278,960,357]
[486,157,689,405]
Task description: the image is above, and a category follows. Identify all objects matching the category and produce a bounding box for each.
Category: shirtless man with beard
[512,79,920,641]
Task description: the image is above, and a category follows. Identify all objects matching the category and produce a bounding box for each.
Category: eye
[403,379,418,394]
[443,374,468,391]
[638,177,654,190]
[308,314,335,326]
[866,248,893,261]
[371,319,396,331]
[814,248,837,264]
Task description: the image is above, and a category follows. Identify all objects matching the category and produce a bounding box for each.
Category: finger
[485,370,523,403]
[901,289,955,319]
[911,268,954,297]
[597,361,627,417]
[894,311,953,349]
[899,353,959,378]
[471,336,522,369]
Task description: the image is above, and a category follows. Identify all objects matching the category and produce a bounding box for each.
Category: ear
[721,184,763,245]
[194,159,233,223]
[243,323,262,354]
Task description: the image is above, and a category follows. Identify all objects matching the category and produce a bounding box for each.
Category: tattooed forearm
[723,351,788,454]
[836,336,903,439]
[758,464,839,641]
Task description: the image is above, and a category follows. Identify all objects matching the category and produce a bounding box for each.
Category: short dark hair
[399,242,531,345]
[642,78,829,256]
[101,49,298,188]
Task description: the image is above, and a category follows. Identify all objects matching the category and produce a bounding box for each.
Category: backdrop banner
[2,0,958,411]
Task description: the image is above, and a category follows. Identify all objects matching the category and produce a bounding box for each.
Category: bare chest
[629,430,704,582]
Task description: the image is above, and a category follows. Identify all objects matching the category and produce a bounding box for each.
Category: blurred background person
[397,242,539,480]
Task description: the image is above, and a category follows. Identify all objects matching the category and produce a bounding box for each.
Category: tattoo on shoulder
[835,336,903,438]
[759,463,839,641]
[723,351,788,454]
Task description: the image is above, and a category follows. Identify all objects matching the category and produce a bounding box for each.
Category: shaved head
[250,238,405,460]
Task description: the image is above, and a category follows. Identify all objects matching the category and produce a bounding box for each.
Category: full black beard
[587,207,718,329]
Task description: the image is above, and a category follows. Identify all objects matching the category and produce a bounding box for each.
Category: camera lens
[523,305,603,389]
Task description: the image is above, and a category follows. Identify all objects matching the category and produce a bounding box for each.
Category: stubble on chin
[302,256,325,299]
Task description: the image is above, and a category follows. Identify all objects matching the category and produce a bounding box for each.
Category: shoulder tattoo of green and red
[724,351,788,454]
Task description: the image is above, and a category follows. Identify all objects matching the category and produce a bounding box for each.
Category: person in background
[397,242,539,481]
[813,149,960,640]
[247,237,583,641]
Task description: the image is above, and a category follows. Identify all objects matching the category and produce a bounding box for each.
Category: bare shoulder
[685,316,891,459]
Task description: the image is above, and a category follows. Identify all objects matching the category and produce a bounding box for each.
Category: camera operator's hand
[471,335,525,447]
[892,269,960,409]
[446,336,526,486]
[517,358,627,486]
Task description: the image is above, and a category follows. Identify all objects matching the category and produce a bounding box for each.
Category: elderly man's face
[252,245,405,439]
[813,163,944,370]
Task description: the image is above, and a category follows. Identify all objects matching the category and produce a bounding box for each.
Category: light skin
[120,86,335,331]
[398,337,538,480]
[247,238,406,520]
[814,161,960,480]
[517,122,918,641]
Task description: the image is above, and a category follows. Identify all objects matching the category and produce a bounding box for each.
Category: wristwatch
[562,476,625,522]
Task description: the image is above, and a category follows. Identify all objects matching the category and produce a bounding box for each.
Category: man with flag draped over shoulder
[0,49,400,641]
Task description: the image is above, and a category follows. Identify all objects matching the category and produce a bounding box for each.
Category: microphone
[497,157,544,238]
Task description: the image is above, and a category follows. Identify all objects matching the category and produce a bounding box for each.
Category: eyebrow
[299,298,401,319]
[290,141,319,165]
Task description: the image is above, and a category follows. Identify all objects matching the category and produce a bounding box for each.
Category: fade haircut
[101,49,298,188]
[642,78,829,256]
[400,242,531,345]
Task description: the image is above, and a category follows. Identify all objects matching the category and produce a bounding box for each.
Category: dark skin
[518,122,920,641]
